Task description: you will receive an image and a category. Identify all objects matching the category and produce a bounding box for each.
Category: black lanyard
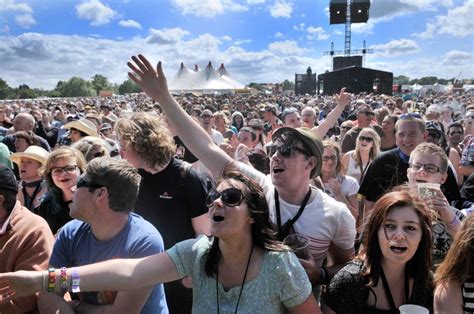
[22,181,42,211]
[379,267,410,311]
[274,187,312,239]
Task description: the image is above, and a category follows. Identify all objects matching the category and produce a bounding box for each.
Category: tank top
[462,279,474,313]
[346,154,368,184]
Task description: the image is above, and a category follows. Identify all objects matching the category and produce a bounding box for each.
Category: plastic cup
[417,182,440,200]
[283,234,310,259]
[399,304,429,314]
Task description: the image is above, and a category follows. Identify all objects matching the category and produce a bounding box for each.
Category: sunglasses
[206,187,245,208]
[409,163,440,174]
[360,111,375,116]
[322,155,337,162]
[400,113,422,120]
[428,132,441,140]
[359,136,374,143]
[76,177,103,190]
[340,126,352,130]
[51,165,78,176]
[266,144,307,158]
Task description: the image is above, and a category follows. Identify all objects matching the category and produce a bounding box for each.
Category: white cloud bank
[76,0,117,26]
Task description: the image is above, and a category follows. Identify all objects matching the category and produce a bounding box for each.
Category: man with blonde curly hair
[115,112,209,314]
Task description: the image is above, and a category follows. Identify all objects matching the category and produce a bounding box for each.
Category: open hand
[0,271,42,303]
[127,54,171,102]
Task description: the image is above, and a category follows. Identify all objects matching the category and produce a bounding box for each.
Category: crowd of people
[0,53,472,313]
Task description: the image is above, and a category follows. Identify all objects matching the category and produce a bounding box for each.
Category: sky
[0,0,473,89]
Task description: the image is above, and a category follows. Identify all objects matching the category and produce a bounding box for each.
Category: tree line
[0,74,471,100]
[0,74,141,100]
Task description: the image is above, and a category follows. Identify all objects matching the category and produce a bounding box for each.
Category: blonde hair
[353,128,381,167]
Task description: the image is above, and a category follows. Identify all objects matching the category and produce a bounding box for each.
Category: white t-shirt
[237,163,356,266]
[322,175,359,199]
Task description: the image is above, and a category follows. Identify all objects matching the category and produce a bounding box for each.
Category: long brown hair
[360,189,433,289]
[204,169,282,277]
[435,214,474,284]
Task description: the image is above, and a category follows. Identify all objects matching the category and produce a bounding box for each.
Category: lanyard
[275,187,312,239]
[379,267,410,311]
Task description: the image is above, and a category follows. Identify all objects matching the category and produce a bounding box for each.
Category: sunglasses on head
[400,113,422,120]
[76,177,103,190]
[206,187,245,208]
[266,144,307,158]
[359,136,374,142]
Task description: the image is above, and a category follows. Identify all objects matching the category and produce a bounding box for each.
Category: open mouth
[390,245,407,253]
[416,180,427,183]
[272,167,284,174]
[212,214,225,222]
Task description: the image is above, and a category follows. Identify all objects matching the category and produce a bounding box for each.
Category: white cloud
[370,39,420,57]
[270,1,292,18]
[0,0,33,13]
[75,0,117,26]
[146,27,190,44]
[274,32,283,38]
[413,0,474,39]
[14,13,35,28]
[221,35,232,41]
[351,20,375,34]
[293,23,305,31]
[234,39,252,45]
[171,0,248,18]
[442,50,473,66]
[118,19,142,29]
[332,29,343,36]
[247,0,265,4]
[306,26,329,40]
[268,40,309,55]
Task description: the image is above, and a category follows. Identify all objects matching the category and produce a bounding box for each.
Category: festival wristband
[60,267,68,292]
[71,267,81,293]
[47,268,56,292]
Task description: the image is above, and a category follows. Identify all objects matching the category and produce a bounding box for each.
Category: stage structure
[320,0,392,95]
[318,66,393,96]
[295,67,317,95]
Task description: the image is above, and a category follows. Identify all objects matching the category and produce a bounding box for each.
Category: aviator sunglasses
[266,144,308,158]
[206,187,245,207]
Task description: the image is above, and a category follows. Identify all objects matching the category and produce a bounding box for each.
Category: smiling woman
[323,189,434,314]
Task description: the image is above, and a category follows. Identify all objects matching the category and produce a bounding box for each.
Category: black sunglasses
[206,187,245,208]
[360,111,375,116]
[266,144,307,158]
[340,126,352,130]
[76,177,103,190]
[359,136,374,142]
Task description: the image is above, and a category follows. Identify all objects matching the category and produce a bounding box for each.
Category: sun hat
[9,145,49,166]
[64,118,98,136]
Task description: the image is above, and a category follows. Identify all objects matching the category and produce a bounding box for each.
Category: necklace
[216,244,254,314]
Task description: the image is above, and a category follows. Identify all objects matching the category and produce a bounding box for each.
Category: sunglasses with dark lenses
[340,126,352,130]
[266,144,307,158]
[206,187,245,208]
[360,111,375,116]
[322,155,337,162]
[76,177,104,190]
[359,136,374,142]
[428,132,441,139]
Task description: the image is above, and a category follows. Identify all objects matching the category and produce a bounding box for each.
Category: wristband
[71,267,80,293]
[47,268,56,292]
[60,267,68,292]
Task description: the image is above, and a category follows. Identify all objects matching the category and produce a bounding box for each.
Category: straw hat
[9,145,49,165]
[64,118,98,136]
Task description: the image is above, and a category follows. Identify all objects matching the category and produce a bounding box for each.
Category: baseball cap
[272,127,324,178]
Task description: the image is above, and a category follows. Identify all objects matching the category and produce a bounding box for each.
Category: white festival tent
[168,62,245,92]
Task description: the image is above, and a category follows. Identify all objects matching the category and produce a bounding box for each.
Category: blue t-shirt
[50,213,168,314]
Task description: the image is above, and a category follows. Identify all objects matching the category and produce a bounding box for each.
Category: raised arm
[312,88,350,139]
[0,252,179,302]
[127,55,232,177]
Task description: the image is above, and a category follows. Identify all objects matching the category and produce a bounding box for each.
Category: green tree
[393,75,410,85]
[409,79,419,85]
[118,79,142,94]
[282,79,295,91]
[57,77,96,97]
[248,82,263,90]
[418,76,438,85]
[91,74,111,94]
[16,84,37,99]
[0,78,13,99]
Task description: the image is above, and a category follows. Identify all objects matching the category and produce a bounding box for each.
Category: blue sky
[0,0,473,89]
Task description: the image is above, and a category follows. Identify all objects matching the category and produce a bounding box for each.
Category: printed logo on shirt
[159,192,173,199]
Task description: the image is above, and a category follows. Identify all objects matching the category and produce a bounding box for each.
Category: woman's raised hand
[0,271,42,303]
[127,54,171,102]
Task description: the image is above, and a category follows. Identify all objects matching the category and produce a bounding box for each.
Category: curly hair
[115,112,176,169]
